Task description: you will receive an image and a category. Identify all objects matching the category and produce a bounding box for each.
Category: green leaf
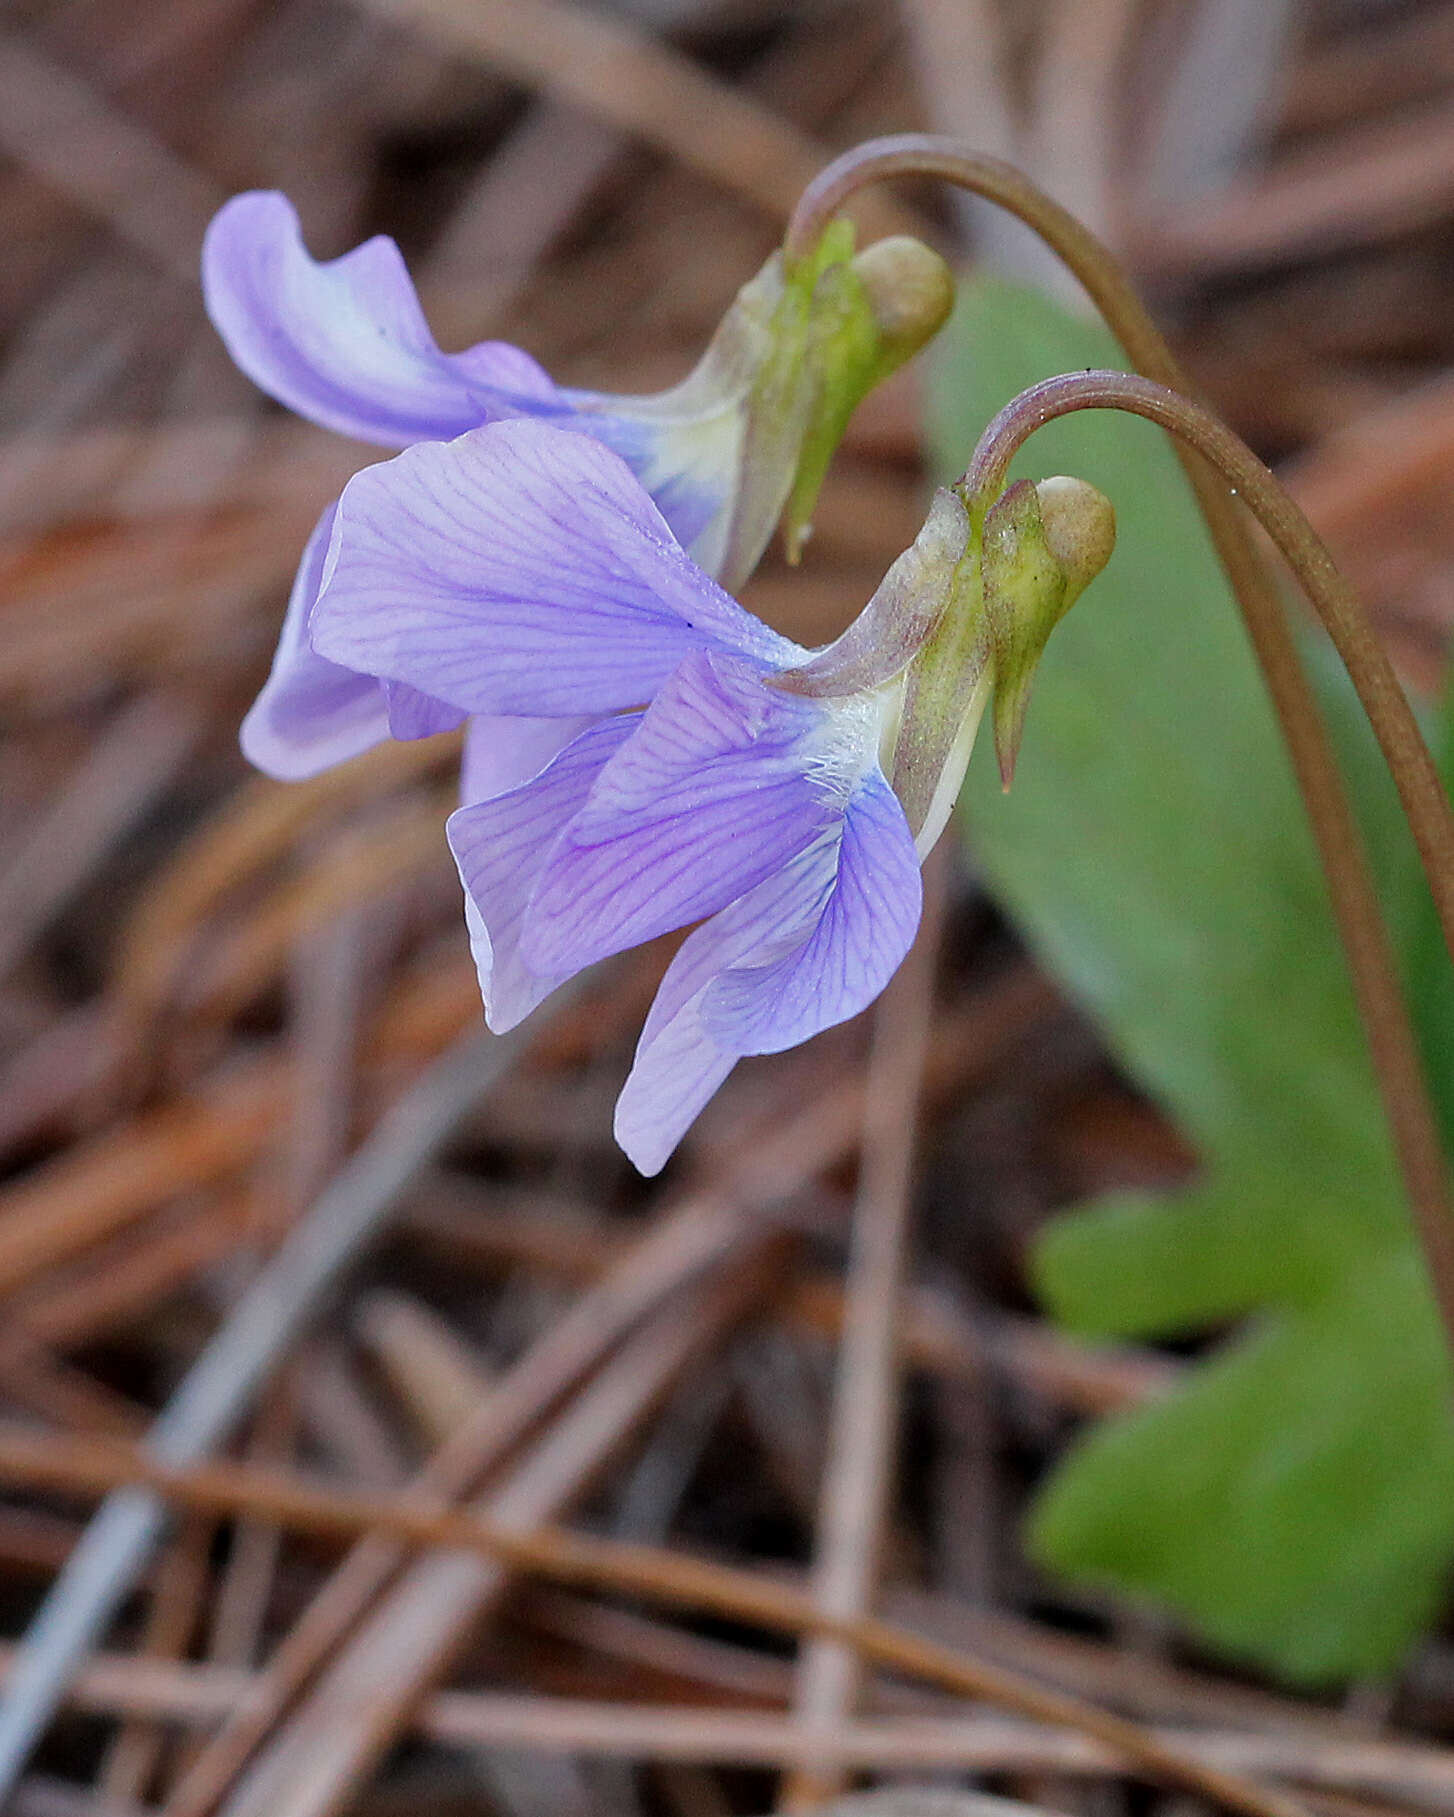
[928,276,1454,1682]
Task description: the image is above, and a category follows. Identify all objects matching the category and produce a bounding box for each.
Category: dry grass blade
[95,1516,211,1804]
[0,1006,577,1800]
[210,1244,789,1817]
[1133,0,1298,205]
[0,1065,288,1297]
[165,1074,873,1817]
[0,693,202,982]
[0,30,224,280]
[0,1426,1313,1817]
[179,799,454,1030]
[111,738,456,1047]
[350,0,909,239]
[1140,98,1454,275]
[158,1193,755,1817]
[10,1654,1454,1809]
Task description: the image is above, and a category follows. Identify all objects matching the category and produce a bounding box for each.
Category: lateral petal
[702,769,922,1052]
[239,506,389,778]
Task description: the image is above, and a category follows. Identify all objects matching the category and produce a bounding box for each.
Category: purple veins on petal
[203,195,751,584]
[521,649,862,976]
[202,192,564,447]
[614,772,922,1175]
[309,420,798,720]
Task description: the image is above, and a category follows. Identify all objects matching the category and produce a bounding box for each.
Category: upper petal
[522,651,852,973]
[310,419,798,718]
[203,192,565,446]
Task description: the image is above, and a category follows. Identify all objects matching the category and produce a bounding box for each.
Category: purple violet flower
[302,415,937,1171]
[301,414,1115,1169]
[205,192,952,786]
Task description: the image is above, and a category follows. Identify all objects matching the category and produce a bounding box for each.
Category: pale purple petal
[610,852,834,1177]
[610,1007,738,1178]
[564,404,742,583]
[381,680,466,742]
[310,420,799,717]
[447,716,638,1031]
[521,652,845,974]
[240,506,390,778]
[203,192,565,446]
[239,504,464,775]
[459,714,592,806]
[613,774,920,1174]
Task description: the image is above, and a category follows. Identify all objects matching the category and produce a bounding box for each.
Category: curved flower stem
[963,369,1454,1355]
[789,135,1454,1365]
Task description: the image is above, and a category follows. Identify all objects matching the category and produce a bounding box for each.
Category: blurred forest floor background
[4,0,1454,1814]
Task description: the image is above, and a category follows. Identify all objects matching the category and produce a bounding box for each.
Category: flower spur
[204,192,952,784]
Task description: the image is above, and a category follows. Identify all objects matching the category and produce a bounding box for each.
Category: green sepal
[780,222,954,562]
[974,474,1115,786]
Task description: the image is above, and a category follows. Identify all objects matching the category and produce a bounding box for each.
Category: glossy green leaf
[928,276,1454,1681]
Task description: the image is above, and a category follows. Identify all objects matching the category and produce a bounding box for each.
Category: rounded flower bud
[850,236,956,367]
[1034,475,1116,604]
[981,474,1117,787]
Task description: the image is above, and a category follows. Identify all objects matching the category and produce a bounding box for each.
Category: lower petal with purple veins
[614,768,921,1175]
[310,421,797,720]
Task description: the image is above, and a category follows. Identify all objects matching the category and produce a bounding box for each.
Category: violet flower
[305,416,1113,1171]
[204,192,952,785]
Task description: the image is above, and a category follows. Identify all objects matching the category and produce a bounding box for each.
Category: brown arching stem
[962,369,1454,1357]
[788,135,1454,1368]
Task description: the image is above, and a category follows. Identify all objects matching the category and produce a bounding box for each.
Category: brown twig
[188,1244,790,1817]
[0,30,223,281]
[350,0,897,232]
[0,692,201,982]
